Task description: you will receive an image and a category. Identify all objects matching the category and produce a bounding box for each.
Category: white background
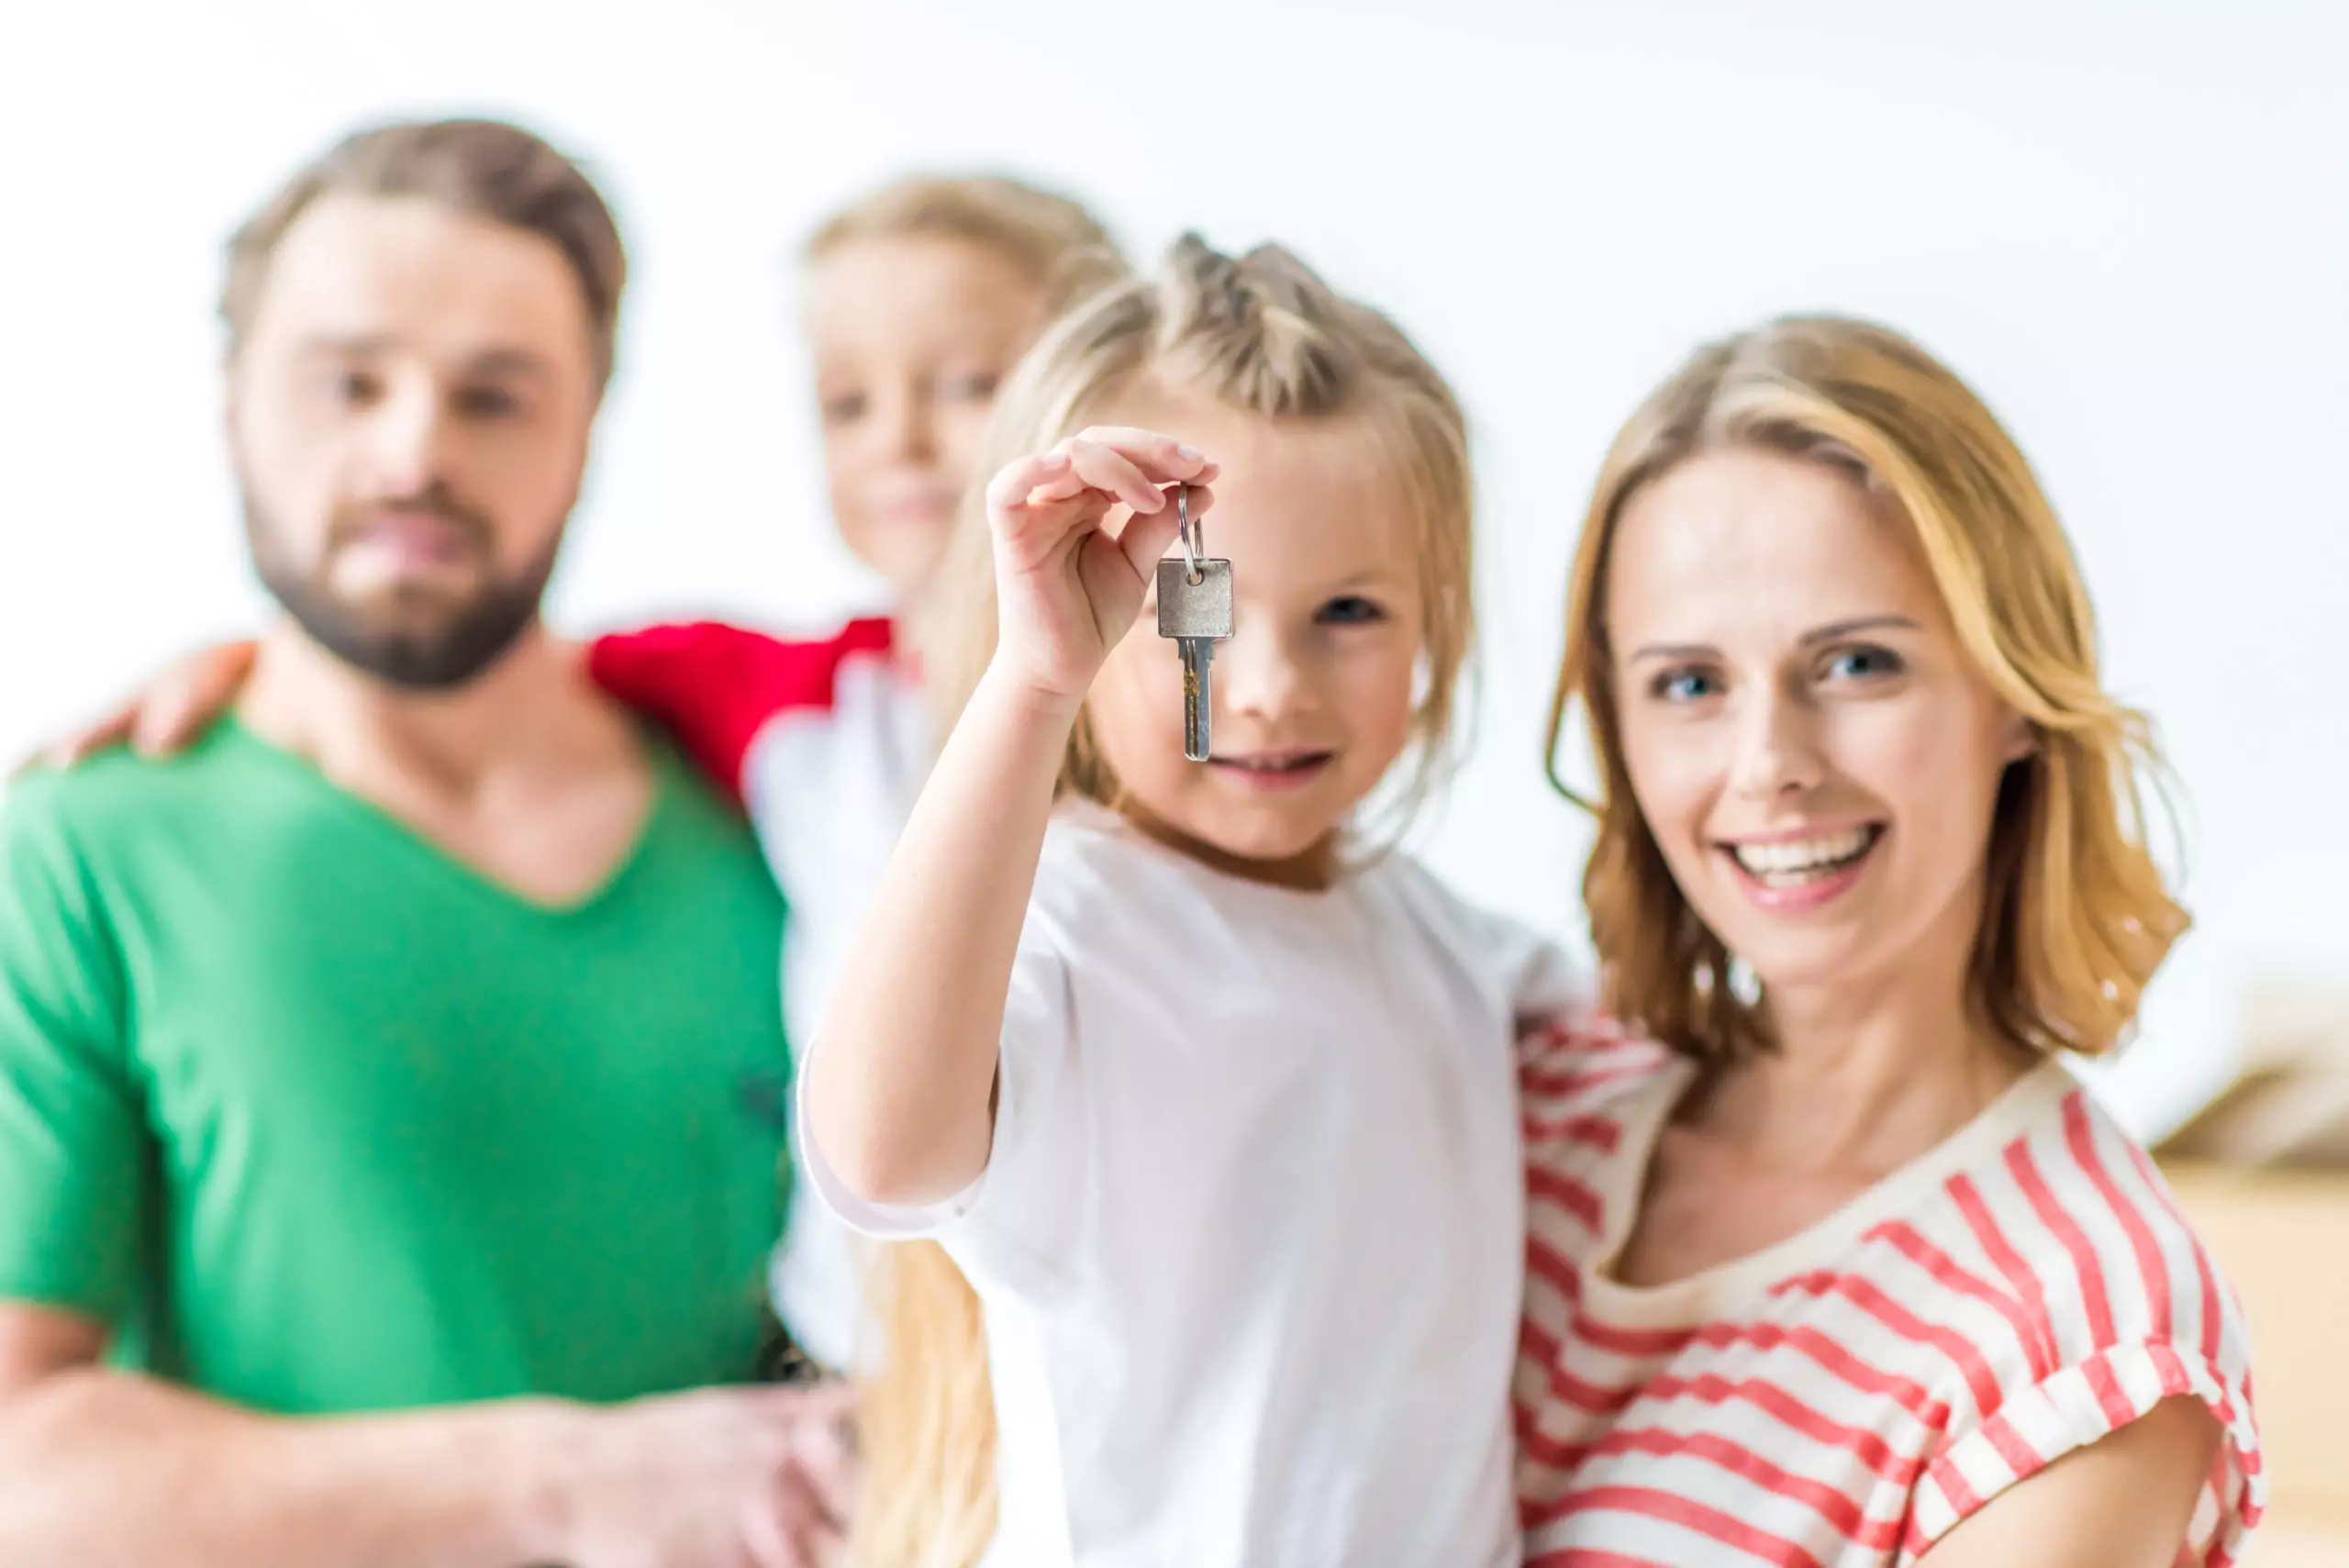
[2,0,2342,1134]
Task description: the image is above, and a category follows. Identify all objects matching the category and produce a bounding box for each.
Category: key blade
[1181,638,1213,762]
[1157,558,1234,640]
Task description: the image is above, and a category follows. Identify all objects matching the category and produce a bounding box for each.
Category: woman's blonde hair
[805,172,1128,317]
[1543,314,2187,1066]
[852,232,1477,1567]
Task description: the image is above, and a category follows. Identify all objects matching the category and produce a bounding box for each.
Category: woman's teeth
[1731,827,1876,885]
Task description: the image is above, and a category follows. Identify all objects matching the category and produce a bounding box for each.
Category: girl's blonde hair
[929,232,1477,817]
[853,232,1477,1567]
[805,172,1128,317]
[1543,314,2187,1065]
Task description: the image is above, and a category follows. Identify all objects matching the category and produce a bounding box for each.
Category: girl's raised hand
[983,427,1217,703]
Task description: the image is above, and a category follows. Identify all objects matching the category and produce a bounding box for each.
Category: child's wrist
[975,656,1088,727]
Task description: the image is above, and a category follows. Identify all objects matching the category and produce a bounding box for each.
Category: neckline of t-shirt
[1576,1052,2083,1328]
[1052,795,1376,905]
[212,712,681,920]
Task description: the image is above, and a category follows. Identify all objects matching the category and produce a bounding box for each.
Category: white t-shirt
[742,646,926,1371]
[803,800,1586,1567]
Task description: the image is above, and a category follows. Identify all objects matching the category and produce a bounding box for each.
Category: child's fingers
[134,686,212,756]
[985,450,1075,516]
[1028,466,1091,504]
[1143,479,1217,539]
[1034,462,1215,513]
[41,712,134,771]
[1067,427,1215,491]
[1062,438,1164,516]
[1108,482,1217,578]
[985,437,1219,562]
[1110,484,1207,578]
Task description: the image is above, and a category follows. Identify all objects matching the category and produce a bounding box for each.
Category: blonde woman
[817,232,1574,1566]
[1516,317,2262,1565]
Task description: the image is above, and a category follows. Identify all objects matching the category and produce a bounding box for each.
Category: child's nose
[1219,618,1308,719]
[877,384,938,461]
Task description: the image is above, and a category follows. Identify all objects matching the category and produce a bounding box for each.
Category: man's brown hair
[221,117,628,389]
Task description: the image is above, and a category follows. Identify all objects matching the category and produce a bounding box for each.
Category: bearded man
[0,118,852,1568]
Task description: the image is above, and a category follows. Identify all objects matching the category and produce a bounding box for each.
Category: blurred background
[6,0,2342,1131]
[1,0,2344,1540]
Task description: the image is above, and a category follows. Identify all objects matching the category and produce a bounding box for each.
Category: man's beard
[244,484,564,692]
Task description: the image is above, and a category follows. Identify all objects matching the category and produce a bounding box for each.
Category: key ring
[1176,484,1205,585]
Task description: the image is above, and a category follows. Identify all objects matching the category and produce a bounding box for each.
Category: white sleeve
[1414,868,1590,1026]
[1507,932,1591,1027]
[795,921,1088,1290]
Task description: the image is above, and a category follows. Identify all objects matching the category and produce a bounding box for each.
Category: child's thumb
[1112,489,1194,579]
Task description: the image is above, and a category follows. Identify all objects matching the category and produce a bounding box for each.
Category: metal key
[1156,485,1232,762]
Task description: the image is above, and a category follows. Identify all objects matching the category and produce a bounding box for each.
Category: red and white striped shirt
[1513,1026,2264,1567]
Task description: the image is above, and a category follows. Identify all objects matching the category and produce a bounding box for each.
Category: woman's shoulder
[1893,1064,2266,1562]
[1518,1017,1689,1248]
[1518,1011,1687,1128]
[1912,1066,2250,1371]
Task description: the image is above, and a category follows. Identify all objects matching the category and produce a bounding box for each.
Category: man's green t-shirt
[0,718,792,1414]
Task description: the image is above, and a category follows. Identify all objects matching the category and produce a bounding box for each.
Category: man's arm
[0,1303,564,1564]
[0,1303,854,1568]
[0,789,852,1568]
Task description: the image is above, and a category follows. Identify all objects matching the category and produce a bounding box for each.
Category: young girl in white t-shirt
[807,233,1584,1567]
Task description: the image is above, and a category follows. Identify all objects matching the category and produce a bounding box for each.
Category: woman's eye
[1823,644,1905,682]
[1650,668,1720,703]
[1317,595,1387,626]
[939,372,999,405]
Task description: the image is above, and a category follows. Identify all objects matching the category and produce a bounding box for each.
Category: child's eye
[938,372,1000,406]
[1822,644,1905,683]
[1648,667,1720,703]
[819,392,867,427]
[324,368,382,408]
[1317,595,1387,627]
